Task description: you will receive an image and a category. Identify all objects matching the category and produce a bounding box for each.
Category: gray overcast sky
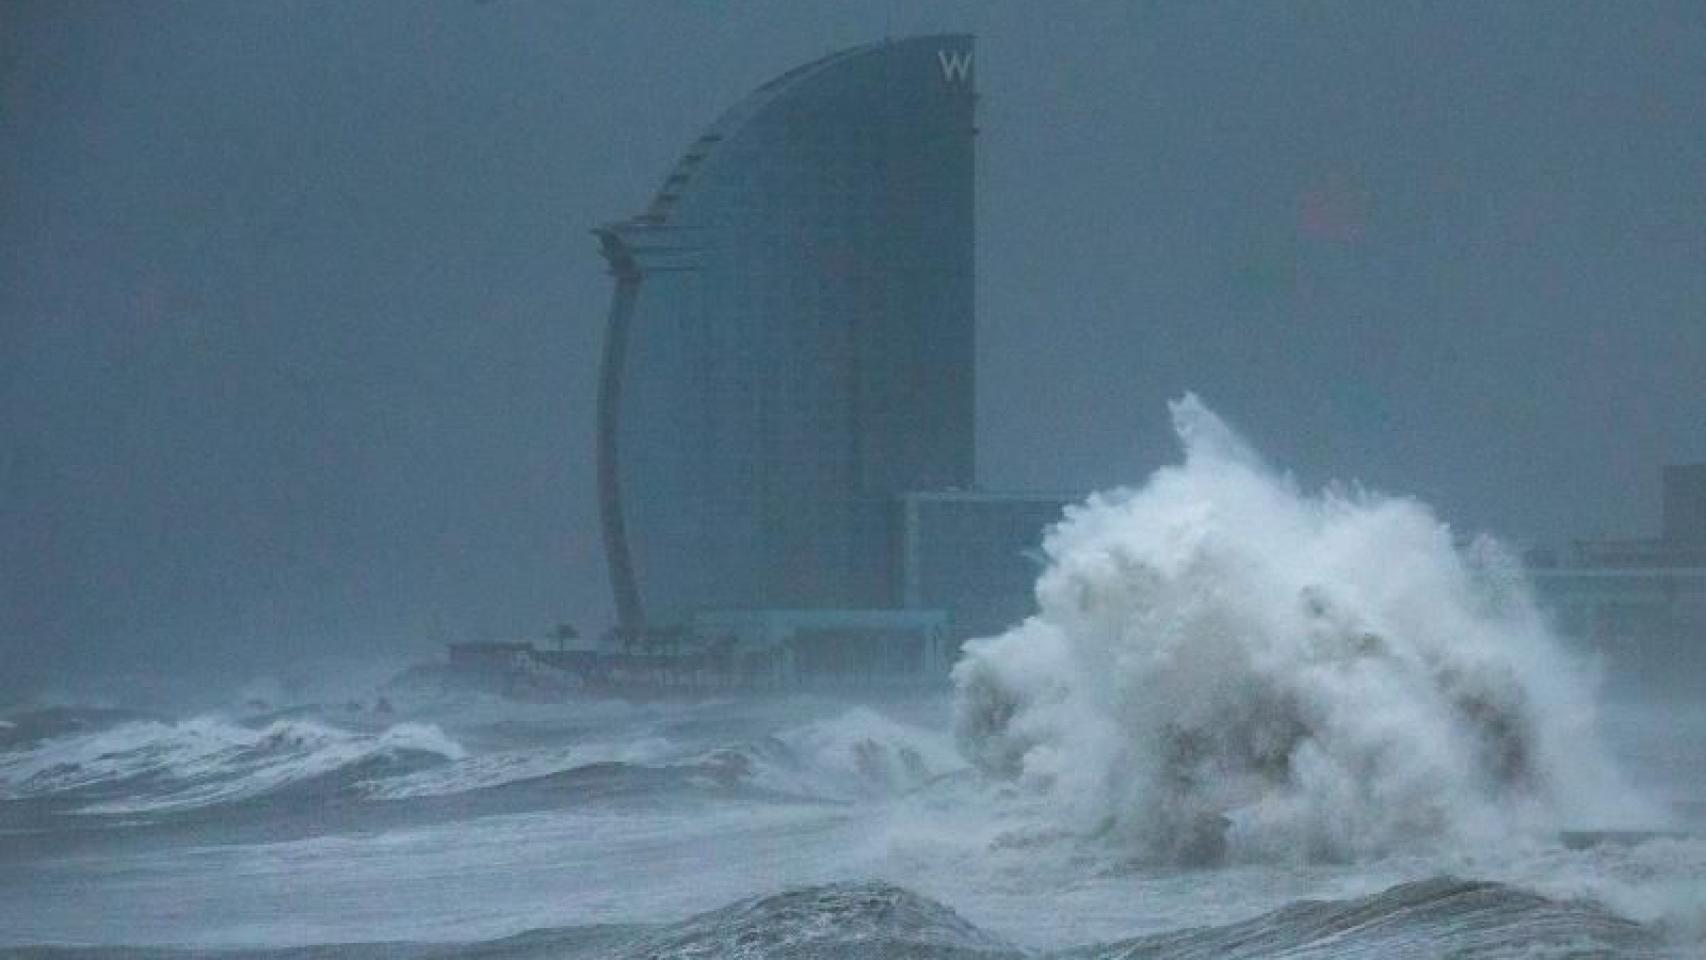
[3,1,1703,698]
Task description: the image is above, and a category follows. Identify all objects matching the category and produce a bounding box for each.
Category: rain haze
[1,4,1704,957]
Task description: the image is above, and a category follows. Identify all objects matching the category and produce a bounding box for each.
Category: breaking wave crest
[0,714,464,813]
[363,735,681,800]
[363,706,955,803]
[732,706,962,800]
[0,702,957,814]
[954,395,1655,864]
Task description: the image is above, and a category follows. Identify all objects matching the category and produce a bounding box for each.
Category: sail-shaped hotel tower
[595,36,978,632]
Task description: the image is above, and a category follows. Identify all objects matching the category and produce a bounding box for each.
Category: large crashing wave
[954,395,1652,864]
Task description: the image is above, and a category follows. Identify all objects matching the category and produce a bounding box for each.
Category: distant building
[897,490,1075,648]
[594,36,978,634]
[1554,464,1706,569]
[1530,464,1706,692]
[1663,463,1706,550]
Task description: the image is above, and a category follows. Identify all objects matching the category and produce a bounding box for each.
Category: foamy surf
[733,706,964,801]
[0,715,465,814]
[0,700,966,817]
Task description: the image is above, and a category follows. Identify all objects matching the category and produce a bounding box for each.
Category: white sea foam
[953,395,1657,864]
[362,735,681,800]
[0,715,465,813]
[736,707,964,800]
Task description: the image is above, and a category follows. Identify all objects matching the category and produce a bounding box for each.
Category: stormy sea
[5,399,1703,958]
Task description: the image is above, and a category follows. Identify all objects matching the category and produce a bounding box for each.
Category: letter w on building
[937,49,973,83]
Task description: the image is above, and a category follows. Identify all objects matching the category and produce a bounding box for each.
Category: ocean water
[4,399,1702,957]
[0,693,1699,958]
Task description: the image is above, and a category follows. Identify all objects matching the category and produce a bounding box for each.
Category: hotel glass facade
[596,36,977,629]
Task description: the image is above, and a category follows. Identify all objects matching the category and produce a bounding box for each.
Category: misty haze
[2,3,1703,958]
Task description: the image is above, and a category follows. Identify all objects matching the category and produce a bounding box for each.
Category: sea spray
[953,395,1651,864]
[741,706,962,800]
